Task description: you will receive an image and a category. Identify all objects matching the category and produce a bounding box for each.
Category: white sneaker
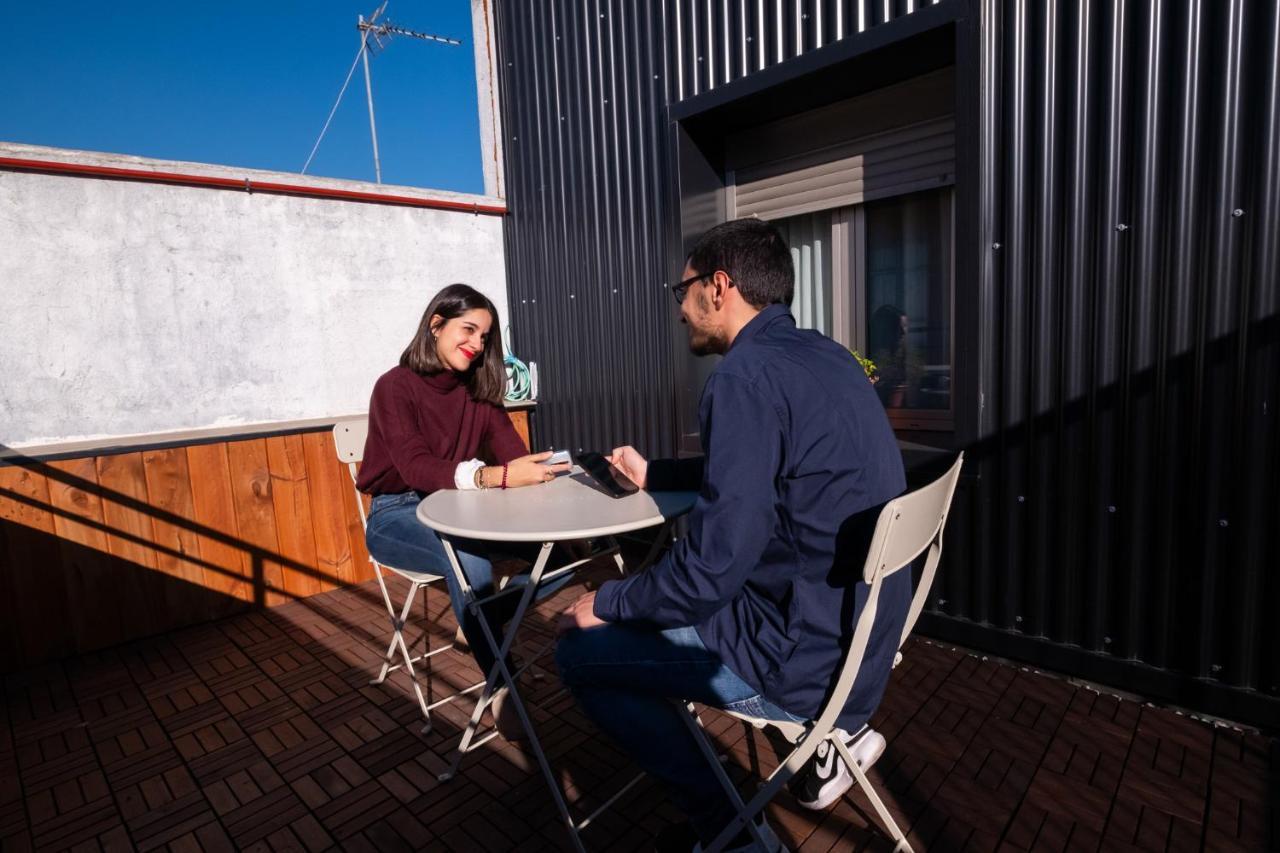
[789,726,886,811]
[693,816,787,852]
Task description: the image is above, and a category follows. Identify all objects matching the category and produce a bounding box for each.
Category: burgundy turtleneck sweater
[355,366,527,496]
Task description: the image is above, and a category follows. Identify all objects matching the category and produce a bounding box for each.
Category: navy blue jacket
[593,305,909,729]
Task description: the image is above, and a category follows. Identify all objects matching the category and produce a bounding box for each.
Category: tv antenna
[302,2,463,183]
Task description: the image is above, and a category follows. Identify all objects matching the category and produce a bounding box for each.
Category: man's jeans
[556,623,803,843]
[364,491,569,675]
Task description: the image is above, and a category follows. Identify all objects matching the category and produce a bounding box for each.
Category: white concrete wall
[0,143,509,449]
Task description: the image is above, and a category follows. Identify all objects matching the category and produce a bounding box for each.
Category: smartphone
[546,449,572,466]
[573,451,640,498]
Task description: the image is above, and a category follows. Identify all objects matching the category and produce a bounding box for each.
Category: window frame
[785,186,956,432]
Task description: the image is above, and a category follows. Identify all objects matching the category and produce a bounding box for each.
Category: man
[555,218,909,852]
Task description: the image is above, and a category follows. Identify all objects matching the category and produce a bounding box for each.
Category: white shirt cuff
[454,458,486,490]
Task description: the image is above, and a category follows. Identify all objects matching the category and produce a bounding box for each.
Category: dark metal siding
[935,0,1279,726]
[671,0,945,101]
[494,0,679,456]
[494,0,1280,727]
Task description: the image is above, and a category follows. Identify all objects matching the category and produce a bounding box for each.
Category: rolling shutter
[730,116,955,221]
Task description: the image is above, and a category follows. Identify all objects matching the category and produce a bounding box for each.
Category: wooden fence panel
[185,443,252,609]
[265,435,322,599]
[141,447,213,622]
[1,411,532,668]
[225,438,287,607]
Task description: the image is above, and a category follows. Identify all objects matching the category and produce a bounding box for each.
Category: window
[774,186,954,431]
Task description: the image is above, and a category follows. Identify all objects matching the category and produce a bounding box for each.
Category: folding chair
[332,417,484,734]
[679,453,964,853]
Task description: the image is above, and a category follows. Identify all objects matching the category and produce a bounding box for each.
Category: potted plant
[851,350,879,384]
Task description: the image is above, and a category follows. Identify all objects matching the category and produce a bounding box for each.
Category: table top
[416,469,697,542]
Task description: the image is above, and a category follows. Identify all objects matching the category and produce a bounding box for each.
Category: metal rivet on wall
[1232,209,1244,217]
[992,242,1002,250]
[1015,615,1024,623]
[1108,505,1117,513]
[1115,223,1128,232]
[1016,495,1025,503]
[1104,636,1112,644]
[1218,519,1229,528]
[937,598,947,607]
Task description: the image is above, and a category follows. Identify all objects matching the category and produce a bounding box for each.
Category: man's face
[679,263,727,356]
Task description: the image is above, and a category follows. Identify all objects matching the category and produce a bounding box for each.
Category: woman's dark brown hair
[400,284,506,404]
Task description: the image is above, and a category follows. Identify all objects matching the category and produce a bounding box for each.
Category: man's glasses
[671,272,712,304]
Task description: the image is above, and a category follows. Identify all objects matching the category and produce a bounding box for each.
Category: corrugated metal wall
[493,0,934,458]
[940,0,1280,724]
[494,0,680,457]
[670,0,945,100]
[495,0,1280,727]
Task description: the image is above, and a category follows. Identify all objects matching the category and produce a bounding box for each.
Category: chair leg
[368,567,436,733]
[676,704,774,853]
[369,564,407,686]
[834,737,912,852]
[390,583,434,734]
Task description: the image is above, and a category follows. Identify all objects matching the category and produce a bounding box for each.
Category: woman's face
[432,308,493,373]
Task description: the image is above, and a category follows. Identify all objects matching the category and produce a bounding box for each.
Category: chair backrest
[332,417,371,528]
[810,453,964,736]
[863,452,964,650]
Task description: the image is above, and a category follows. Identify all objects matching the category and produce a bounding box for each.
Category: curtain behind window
[776,211,833,336]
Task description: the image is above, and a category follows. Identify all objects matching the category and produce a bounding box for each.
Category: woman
[357,283,569,735]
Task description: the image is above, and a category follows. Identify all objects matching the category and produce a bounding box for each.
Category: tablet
[573,451,640,498]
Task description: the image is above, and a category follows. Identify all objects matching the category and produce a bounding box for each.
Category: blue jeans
[364,491,571,675]
[555,623,803,843]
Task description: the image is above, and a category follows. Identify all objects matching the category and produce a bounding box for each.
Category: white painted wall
[0,143,509,449]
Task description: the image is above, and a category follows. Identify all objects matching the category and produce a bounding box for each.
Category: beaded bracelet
[501,463,509,490]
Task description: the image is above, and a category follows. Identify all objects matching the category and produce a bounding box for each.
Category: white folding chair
[680,453,964,853]
[332,417,484,734]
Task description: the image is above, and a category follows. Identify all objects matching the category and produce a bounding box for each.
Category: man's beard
[686,325,726,356]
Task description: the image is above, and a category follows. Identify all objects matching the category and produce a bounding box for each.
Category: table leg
[436,539,589,853]
[632,520,676,572]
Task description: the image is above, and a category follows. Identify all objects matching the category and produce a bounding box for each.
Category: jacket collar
[728,303,793,353]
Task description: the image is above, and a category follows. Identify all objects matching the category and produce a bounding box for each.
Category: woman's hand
[608,446,648,489]
[485,451,570,488]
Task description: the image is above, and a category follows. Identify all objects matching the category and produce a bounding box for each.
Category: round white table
[416,470,695,852]
[417,470,696,542]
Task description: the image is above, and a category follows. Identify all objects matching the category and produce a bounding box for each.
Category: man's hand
[557,591,607,634]
[608,446,648,489]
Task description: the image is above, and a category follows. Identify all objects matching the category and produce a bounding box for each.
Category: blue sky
[0,1,484,193]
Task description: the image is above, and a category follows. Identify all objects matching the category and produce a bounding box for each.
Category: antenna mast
[356,2,463,184]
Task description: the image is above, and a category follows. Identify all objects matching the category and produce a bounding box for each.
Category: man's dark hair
[400,283,506,404]
[686,218,794,309]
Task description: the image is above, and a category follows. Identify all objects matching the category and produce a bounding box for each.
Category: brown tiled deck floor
[2,562,1276,852]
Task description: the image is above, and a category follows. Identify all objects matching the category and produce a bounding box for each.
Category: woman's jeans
[364,491,570,676]
[555,622,804,844]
